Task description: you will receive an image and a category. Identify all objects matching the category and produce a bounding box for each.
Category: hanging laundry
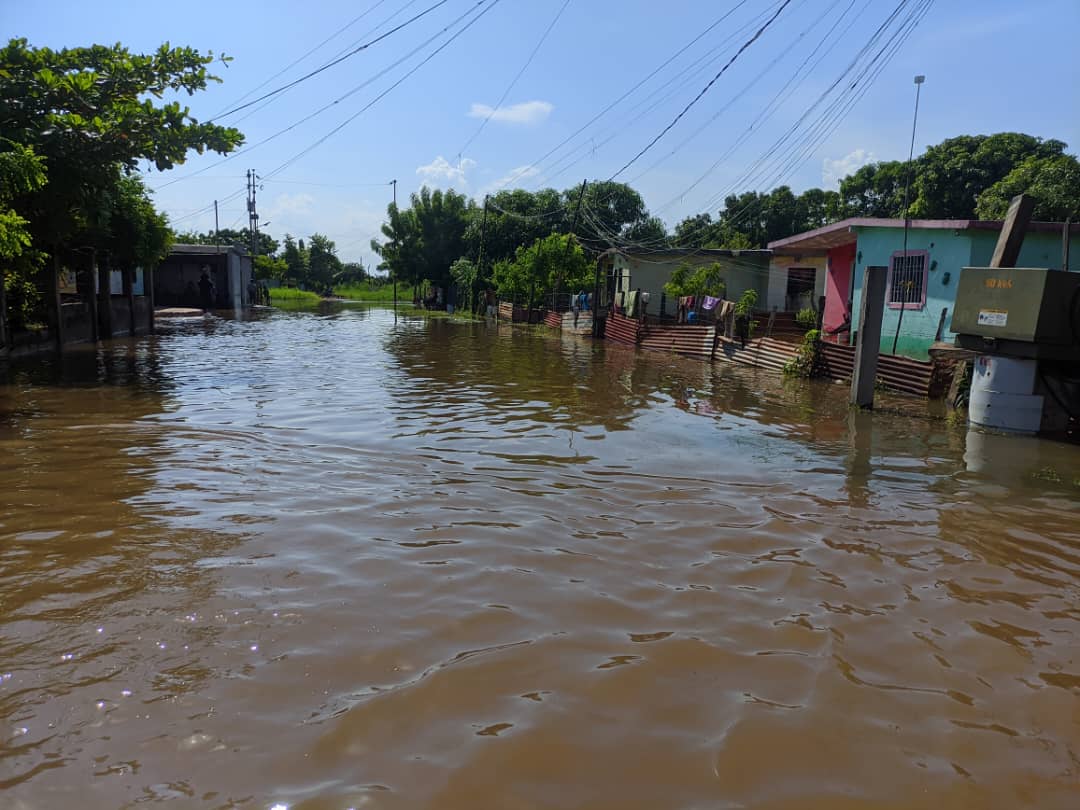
[702,295,720,311]
[625,290,639,318]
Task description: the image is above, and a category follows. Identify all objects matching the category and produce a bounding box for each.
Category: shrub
[795,307,817,331]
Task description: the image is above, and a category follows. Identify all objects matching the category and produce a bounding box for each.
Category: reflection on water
[2,307,1078,809]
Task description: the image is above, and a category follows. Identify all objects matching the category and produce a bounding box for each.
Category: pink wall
[823,243,856,342]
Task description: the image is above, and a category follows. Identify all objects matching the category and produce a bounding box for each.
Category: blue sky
[8,0,1080,267]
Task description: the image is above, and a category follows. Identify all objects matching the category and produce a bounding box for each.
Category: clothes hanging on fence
[624,290,639,318]
[702,295,720,311]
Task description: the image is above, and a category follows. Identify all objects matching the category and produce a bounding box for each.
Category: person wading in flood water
[198,268,215,312]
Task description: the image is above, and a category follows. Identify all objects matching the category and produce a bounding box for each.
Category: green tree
[975,153,1080,221]
[372,187,472,292]
[623,215,668,246]
[281,235,308,286]
[0,37,244,330]
[307,233,342,292]
[663,261,727,300]
[911,133,1066,219]
[254,254,287,281]
[492,233,588,308]
[337,261,366,285]
[839,160,908,218]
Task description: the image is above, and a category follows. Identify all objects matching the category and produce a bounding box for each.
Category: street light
[892,74,925,355]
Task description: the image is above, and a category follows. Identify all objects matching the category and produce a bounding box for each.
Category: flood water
[2,306,1079,809]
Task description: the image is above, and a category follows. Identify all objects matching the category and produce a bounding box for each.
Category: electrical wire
[209,0,455,122]
[488,0,754,193]
[155,1,490,191]
[208,0,395,119]
[456,0,573,158]
[608,0,794,180]
[263,0,504,181]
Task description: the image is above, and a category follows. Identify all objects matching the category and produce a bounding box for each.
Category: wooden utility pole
[989,193,1034,269]
[1064,218,1072,272]
[851,265,888,409]
[554,180,587,313]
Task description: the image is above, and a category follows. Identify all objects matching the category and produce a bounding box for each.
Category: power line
[534,0,790,190]
[488,0,754,193]
[209,0,455,122]
[155,1,488,191]
[608,0,794,180]
[263,0,505,181]
[208,0,395,119]
[456,0,573,159]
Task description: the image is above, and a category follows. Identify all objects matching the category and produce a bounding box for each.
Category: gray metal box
[952,267,1080,359]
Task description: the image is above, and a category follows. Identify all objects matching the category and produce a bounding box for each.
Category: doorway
[785,267,816,311]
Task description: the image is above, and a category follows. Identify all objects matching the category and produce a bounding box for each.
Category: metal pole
[391,179,398,310]
[214,200,220,249]
[892,75,924,355]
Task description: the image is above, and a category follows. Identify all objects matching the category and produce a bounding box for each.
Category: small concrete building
[154,244,253,309]
[597,248,772,317]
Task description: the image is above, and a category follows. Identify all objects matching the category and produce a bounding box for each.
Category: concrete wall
[849,226,1080,359]
[767,254,827,312]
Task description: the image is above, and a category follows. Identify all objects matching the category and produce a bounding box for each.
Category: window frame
[886,249,928,310]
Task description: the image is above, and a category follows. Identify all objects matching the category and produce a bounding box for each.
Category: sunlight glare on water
[1,305,1079,809]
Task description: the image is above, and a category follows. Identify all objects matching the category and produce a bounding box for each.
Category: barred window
[888,251,927,308]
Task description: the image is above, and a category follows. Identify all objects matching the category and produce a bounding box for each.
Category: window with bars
[888,250,927,309]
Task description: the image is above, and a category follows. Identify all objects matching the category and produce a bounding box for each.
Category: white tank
[968,355,1044,434]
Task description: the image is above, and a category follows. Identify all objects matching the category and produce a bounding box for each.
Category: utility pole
[391,177,399,309]
[475,195,490,315]
[892,74,925,355]
[246,169,260,259]
[555,179,588,312]
[214,200,220,249]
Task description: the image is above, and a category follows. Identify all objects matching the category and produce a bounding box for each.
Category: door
[785,267,816,311]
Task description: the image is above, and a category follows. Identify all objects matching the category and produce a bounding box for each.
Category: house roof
[602,247,772,260]
[767,217,1080,254]
[168,243,249,257]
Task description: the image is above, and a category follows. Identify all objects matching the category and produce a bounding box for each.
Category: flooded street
[2,306,1079,809]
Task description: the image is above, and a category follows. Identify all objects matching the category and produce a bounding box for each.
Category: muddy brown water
[1,306,1078,809]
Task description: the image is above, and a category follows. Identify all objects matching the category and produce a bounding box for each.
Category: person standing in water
[198,268,215,312]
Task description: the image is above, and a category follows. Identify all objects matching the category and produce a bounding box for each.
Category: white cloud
[267,192,315,218]
[482,164,540,195]
[415,155,477,188]
[468,100,553,125]
[822,148,875,187]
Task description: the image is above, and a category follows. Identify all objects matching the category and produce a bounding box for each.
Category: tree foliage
[0,37,244,329]
[975,153,1080,221]
[492,233,589,308]
[663,261,727,300]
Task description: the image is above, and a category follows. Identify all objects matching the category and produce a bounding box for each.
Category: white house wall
[767,255,827,311]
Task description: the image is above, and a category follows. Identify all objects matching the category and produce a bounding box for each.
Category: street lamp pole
[892,74,925,355]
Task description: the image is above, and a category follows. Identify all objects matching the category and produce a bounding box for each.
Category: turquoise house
[769,218,1080,359]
